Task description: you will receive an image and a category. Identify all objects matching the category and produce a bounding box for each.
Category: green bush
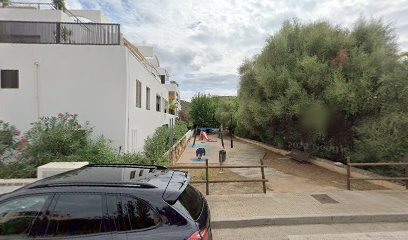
[0,115,188,179]
[22,113,92,166]
[144,121,188,165]
[0,121,16,157]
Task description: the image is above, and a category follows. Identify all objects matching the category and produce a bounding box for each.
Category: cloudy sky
[54,1,408,100]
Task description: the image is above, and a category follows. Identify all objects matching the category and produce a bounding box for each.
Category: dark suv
[0,164,212,240]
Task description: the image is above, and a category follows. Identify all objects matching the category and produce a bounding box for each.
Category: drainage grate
[311,194,339,204]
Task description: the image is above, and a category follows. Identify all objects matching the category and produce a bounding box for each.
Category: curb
[212,213,408,228]
[0,178,36,186]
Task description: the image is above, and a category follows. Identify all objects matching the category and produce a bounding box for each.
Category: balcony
[0,21,120,45]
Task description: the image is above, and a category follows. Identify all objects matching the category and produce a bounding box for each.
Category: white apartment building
[0,5,180,152]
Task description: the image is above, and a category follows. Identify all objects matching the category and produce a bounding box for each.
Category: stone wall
[165,129,193,165]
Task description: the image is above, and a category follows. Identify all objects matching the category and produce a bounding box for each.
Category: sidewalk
[207,191,408,228]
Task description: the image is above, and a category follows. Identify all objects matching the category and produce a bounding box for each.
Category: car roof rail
[28,182,157,189]
[87,164,168,170]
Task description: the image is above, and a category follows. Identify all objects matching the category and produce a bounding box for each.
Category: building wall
[124,49,176,152]
[0,43,128,150]
[0,8,72,22]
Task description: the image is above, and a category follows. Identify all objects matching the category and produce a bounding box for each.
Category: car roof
[26,164,178,190]
[0,165,190,204]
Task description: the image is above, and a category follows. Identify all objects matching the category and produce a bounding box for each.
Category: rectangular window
[136,80,142,108]
[106,195,159,232]
[1,70,19,89]
[172,185,203,220]
[43,194,103,236]
[146,87,151,110]
[156,95,161,112]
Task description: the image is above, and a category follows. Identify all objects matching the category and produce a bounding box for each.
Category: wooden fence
[346,157,408,190]
[169,158,268,195]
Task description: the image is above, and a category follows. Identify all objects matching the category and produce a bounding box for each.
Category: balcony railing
[0,21,121,45]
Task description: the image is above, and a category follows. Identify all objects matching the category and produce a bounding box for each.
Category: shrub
[144,121,188,165]
[0,115,188,179]
[22,113,92,165]
[0,121,22,162]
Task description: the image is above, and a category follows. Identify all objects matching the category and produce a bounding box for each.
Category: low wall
[235,136,404,190]
[165,129,193,165]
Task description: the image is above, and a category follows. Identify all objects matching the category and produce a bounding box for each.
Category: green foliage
[52,0,65,10]
[23,113,92,166]
[215,97,238,129]
[0,121,17,159]
[354,60,408,164]
[144,126,170,164]
[237,18,405,163]
[189,93,219,127]
[144,121,188,165]
[0,113,165,179]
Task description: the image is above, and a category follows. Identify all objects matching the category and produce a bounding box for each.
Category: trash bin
[219,150,226,164]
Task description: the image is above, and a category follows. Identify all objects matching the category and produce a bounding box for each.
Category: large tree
[237,19,403,162]
[189,93,219,128]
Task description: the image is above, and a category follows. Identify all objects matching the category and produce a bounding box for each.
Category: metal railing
[169,158,268,195]
[346,157,408,190]
[0,21,120,45]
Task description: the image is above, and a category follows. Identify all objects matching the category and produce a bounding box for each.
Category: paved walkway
[207,191,408,222]
[177,135,340,192]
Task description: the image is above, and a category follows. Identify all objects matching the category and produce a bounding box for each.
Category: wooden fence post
[347,157,351,190]
[205,159,209,195]
[260,156,267,194]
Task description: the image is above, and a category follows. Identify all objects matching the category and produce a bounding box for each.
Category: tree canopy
[237,19,407,163]
[189,93,219,128]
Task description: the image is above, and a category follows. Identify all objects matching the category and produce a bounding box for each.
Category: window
[106,195,159,232]
[156,95,161,112]
[160,75,165,84]
[136,80,142,108]
[146,87,151,110]
[1,70,19,89]
[42,194,103,237]
[172,185,203,220]
[0,195,49,237]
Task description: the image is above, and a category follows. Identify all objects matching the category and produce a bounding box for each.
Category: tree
[354,59,408,163]
[237,19,402,161]
[53,0,65,10]
[189,93,219,127]
[1,0,10,7]
[215,97,238,130]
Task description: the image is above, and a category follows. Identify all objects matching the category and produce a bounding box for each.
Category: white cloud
[63,0,408,101]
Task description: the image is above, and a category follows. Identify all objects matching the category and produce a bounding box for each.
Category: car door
[105,194,162,240]
[30,192,113,240]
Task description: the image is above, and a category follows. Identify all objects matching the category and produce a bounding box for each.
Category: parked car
[0,164,212,240]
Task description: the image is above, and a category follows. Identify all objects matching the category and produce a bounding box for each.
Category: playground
[175,131,399,194]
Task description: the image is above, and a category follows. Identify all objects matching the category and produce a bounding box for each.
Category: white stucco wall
[0,43,128,151]
[0,8,72,22]
[125,49,176,152]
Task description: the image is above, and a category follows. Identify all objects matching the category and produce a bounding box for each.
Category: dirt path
[175,135,387,194]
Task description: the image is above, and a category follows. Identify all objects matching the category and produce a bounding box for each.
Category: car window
[172,184,203,220]
[43,193,103,237]
[0,195,49,237]
[106,195,159,232]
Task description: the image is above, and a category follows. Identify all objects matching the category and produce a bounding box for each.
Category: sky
[33,0,408,100]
